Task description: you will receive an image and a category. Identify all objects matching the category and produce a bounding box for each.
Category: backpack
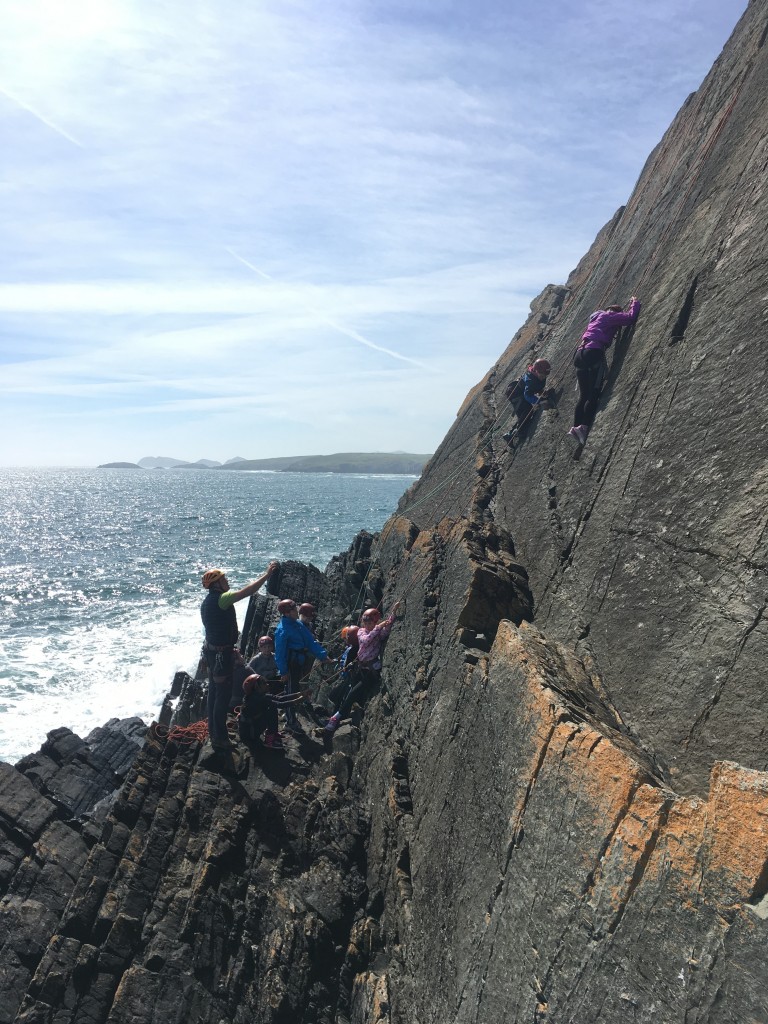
[504,377,522,403]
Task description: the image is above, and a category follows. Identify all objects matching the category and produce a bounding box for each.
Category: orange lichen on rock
[705,760,768,904]
[587,784,669,921]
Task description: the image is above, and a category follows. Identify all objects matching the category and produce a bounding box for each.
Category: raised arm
[230,560,280,603]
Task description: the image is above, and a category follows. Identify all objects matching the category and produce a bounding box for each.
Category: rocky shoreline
[3,3,768,1019]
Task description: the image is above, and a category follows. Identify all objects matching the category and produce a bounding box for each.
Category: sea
[0,467,413,763]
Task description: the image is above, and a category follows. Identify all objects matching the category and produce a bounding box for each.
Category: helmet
[277,598,297,614]
[242,673,263,694]
[361,607,381,625]
[298,603,316,617]
[257,635,274,648]
[341,625,359,642]
[531,359,551,375]
[202,569,225,589]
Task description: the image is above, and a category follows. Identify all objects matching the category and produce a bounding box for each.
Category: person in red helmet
[274,599,332,734]
[297,602,320,679]
[247,635,280,692]
[502,358,553,444]
[298,603,317,629]
[238,673,284,751]
[200,561,279,752]
[325,601,401,732]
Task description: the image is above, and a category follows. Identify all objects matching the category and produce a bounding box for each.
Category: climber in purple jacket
[567,296,641,446]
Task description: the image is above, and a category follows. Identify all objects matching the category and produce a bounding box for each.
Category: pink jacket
[357,615,395,668]
[580,299,641,352]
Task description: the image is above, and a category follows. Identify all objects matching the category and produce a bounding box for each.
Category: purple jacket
[580,299,641,352]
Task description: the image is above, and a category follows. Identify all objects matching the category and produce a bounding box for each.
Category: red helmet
[242,673,263,695]
[257,635,274,648]
[277,599,297,614]
[299,603,316,617]
[361,607,381,625]
[531,359,551,376]
[341,625,360,643]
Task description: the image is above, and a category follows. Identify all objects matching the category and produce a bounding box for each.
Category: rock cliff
[2,3,767,1022]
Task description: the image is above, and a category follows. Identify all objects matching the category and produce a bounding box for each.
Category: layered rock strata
[1,2,768,1021]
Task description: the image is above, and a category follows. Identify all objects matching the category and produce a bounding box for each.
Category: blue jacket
[274,616,328,675]
[520,370,547,407]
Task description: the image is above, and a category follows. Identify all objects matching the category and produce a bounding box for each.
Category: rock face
[399,0,768,796]
[2,5,768,1023]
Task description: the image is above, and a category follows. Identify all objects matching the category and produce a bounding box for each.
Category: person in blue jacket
[568,296,641,446]
[274,598,332,733]
[503,359,552,443]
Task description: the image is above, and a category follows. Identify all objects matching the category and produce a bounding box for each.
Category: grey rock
[2,7,768,1023]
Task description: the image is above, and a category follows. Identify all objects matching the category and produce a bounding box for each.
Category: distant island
[98,453,432,475]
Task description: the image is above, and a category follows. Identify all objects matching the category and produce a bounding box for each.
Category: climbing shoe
[324,713,341,733]
[262,732,284,752]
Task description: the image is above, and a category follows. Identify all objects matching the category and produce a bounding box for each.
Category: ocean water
[0,467,412,762]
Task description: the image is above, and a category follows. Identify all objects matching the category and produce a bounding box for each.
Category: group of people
[504,296,641,447]
[199,561,400,754]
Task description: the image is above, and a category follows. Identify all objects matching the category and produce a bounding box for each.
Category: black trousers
[573,348,606,427]
[238,691,278,743]
[285,653,306,727]
[334,665,380,719]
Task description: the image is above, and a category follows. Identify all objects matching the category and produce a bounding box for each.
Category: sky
[0,0,745,466]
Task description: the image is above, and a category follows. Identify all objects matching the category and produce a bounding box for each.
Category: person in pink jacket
[568,296,641,446]
[325,602,401,731]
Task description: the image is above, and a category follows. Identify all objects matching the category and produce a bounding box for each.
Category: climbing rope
[151,720,210,745]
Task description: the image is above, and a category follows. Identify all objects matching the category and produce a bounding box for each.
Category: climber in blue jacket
[274,598,332,733]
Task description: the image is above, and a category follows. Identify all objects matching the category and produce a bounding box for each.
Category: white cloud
[0,0,745,464]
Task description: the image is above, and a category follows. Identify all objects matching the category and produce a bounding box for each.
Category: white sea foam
[0,467,409,762]
[0,601,201,762]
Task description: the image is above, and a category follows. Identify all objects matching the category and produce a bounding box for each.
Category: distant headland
[98,452,432,474]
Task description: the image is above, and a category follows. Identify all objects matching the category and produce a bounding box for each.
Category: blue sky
[0,0,744,466]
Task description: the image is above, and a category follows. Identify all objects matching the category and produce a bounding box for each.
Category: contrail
[225,247,424,368]
[0,85,83,148]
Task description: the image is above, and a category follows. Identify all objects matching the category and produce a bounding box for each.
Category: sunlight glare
[14,0,124,43]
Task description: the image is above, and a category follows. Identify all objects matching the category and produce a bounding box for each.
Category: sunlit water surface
[0,468,411,761]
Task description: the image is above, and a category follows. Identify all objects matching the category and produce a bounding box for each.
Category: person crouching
[238,674,283,751]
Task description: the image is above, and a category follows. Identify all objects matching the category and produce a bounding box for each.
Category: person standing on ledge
[568,296,641,446]
[200,561,279,751]
[274,598,333,734]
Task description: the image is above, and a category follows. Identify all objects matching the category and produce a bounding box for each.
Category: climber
[326,603,400,732]
[200,561,279,752]
[237,673,284,751]
[327,625,360,712]
[247,635,281,692]
[298,603,317,631]
[502,359,553,444]
[274,598,332,734]
[568,296,641,446]
[297,602,319,680]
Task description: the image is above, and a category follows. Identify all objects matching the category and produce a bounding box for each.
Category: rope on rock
[151,720,210,745]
